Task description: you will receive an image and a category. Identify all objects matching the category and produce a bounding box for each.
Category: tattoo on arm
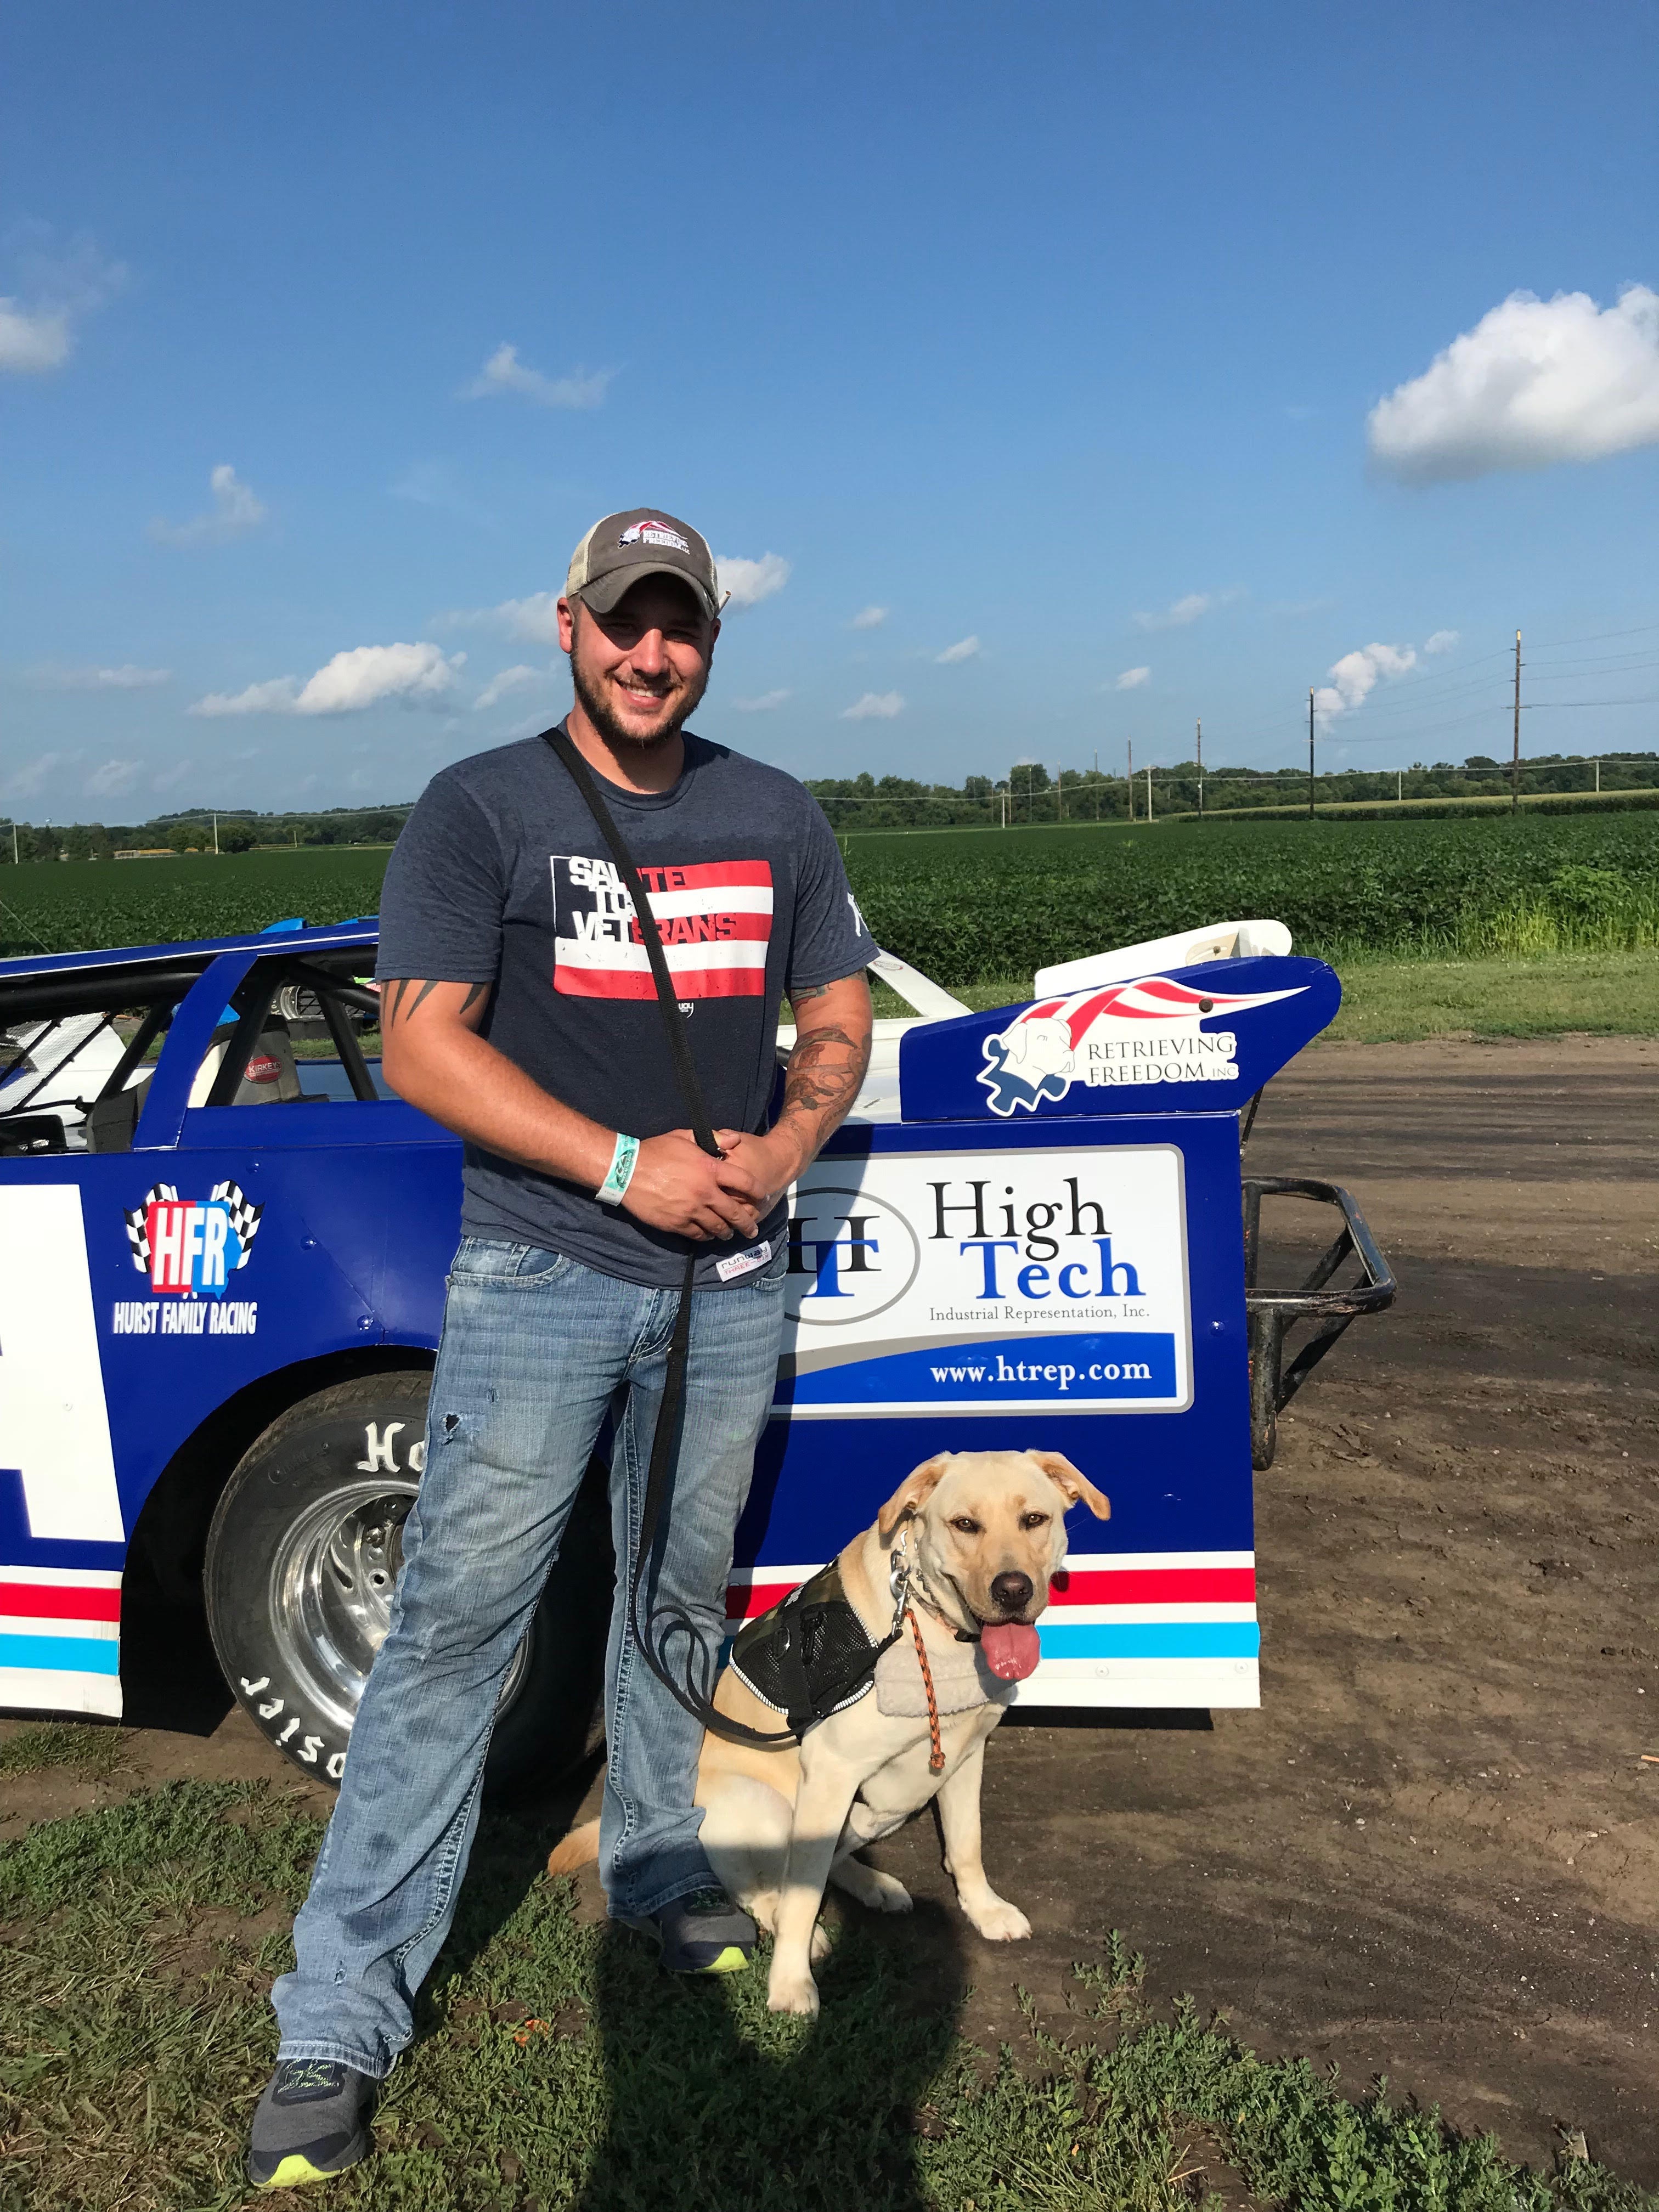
[778,1019,871,1138]
[381,978,490,1031]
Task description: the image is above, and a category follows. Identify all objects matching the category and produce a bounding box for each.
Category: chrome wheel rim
[268,1477,529,1735]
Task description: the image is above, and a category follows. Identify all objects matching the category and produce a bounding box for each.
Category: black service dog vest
[729,1559,899,1736]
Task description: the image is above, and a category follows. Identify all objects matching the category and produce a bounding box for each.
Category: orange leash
[905,1605,946,1773]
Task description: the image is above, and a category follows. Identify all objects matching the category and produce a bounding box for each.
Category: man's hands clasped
[621,1128,791,1243]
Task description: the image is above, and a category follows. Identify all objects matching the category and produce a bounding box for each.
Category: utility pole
[1146,765,1153,819]
[1127,739,1133,823]
[1396,770,1402,806]
[1196,719,1204,819]
[1511,629,1522,814]
[212,809,219,855]
[1595,758,1601,795]
[1307,691,1316,819]
[9,822,16,865]
[1056,766,1063,825]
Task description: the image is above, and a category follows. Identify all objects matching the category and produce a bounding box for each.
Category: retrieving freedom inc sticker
[775,1144,1190,1418]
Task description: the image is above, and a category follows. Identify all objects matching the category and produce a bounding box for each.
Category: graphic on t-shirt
[551,853,775,999]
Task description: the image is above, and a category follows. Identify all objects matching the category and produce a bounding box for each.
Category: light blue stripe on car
[1039,1621,1260,1660]
[0,1633,121,1675]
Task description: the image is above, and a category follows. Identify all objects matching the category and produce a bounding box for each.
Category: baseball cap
[565,509,721,622]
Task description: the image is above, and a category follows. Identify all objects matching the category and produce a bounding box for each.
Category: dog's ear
[1025,1449,1110,1521]
[877,1453,955,1542]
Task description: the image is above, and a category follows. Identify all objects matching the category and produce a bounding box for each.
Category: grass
[1321,951,1659,1043]
[945,951,1659,1043]
[0,1722,128,1781]
[0,1780,1649,2211]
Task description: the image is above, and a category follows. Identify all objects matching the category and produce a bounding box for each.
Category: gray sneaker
[618,1888,756,1975]
[247,2059,375,2189]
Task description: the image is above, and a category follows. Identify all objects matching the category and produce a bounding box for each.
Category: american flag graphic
[551,855,774,1000]
[978,972,1307,1116]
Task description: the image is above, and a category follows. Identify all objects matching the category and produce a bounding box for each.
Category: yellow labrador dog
[551,1447,1109,2016]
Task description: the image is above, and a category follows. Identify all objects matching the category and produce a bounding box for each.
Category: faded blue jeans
[273,1233,787,2077]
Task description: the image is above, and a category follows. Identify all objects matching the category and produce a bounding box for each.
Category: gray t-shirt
[376,721,877,1287]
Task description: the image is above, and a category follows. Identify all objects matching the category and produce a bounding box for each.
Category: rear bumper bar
[1242,1176,1396,1471]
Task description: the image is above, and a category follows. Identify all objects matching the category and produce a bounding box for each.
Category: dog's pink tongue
[981,1622,1041,1680]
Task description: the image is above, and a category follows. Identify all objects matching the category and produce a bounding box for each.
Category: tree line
[3,750,1655,856]
[804,751,1659,830]
[0,806,411,861]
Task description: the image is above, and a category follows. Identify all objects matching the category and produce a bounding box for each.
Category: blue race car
[0,918,1392,1790]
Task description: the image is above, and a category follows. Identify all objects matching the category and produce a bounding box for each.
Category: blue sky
[3,1,1657,820]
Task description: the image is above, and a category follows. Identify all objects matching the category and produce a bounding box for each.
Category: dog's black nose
[990,1571,1033,1615]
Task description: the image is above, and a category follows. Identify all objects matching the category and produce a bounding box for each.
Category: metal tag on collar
[887,1532,912,1628]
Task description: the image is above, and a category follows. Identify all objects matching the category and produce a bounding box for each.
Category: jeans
[272,1233,787,2078]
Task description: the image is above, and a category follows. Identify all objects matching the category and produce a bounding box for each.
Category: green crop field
[0,848,390,962]
[840,811,1659,981]
[2,817,1655,1026]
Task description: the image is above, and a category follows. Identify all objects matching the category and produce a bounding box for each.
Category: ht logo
[788,1209,881,1299]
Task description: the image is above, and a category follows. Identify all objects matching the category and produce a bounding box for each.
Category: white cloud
[716,552,791,610]
[150,464,268,548]
[488,592,565,644]
[189,676,304,718]
[1134,591,1212,631]
[1312,641,1417,724]
[0,301,70,373]
[935,635,981,664]
[1368,287,1659,483]
[190,642,465,718]
[4,752,64,799]
[84,759,142,797]
[30,663,171,690]
[440,591,567,643]
[0,229,125,375]
[473,663,547,712]
[1114,665,1151,691]
[730,689,791,712]
[1424,629,1460,655]
[850,605,888,629]
[151,758,193,792]
[462,343,612,409]
[842,691,905,720]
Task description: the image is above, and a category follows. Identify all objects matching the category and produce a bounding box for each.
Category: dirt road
[4,1035,1654,2181]
[970,1034,1659,2180]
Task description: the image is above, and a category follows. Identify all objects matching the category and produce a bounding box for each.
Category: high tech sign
[777,1146,1190,1418]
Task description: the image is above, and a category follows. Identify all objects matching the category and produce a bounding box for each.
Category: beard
[569,639,709,754]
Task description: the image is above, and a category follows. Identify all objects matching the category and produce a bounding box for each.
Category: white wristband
[596,1131,640,1205]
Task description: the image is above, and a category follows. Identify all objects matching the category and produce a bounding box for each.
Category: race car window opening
[80,1002,177,1154]
[200,958,383,1110]
[284,959,380,1101]
[1,1009,121,1120]
[3,994,190,1155]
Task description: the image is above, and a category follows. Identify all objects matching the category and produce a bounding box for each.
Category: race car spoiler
[899,954,1340,1121]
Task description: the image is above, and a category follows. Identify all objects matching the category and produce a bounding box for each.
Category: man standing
[249,509,874,2190]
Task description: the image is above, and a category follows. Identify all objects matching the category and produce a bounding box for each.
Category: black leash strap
[542,724,799,1750]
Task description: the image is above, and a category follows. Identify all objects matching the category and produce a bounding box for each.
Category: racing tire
[204,1373,611,1801]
